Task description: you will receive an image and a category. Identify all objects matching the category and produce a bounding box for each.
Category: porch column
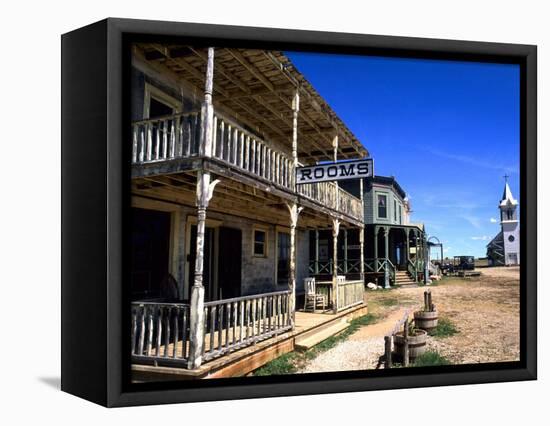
[333,134,339,211]
[287,203,303,327]
[359,179,365,281]
[188,48,218,370]
[291,90,300,191]
[314,230,319,274]
[332,217,341,313]
[374,225,378,260]
[384,227,390,289]
[199,47,215,158]
[405,229,410,266]
[188,171,220,369]
[359,225,365,281]
[343,228,348,274]
[424,235,431,285]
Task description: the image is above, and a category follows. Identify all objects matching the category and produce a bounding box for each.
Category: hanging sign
[295,158,374,184]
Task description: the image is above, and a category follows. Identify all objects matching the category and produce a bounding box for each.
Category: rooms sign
[296,158,374,184]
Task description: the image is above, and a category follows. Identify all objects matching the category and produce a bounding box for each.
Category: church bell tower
[499,175,519,265]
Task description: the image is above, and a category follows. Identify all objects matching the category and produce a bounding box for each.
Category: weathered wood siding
[164,204,309,299]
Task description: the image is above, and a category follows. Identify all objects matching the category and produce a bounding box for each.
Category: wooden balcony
[131,111,364,224]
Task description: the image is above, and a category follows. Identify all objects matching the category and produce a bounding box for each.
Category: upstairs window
[377,194,387,218]
[394,199,397,222]
[253,229,267,257]
[399,205,402,224]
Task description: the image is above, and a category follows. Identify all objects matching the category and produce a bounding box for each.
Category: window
[508,235,515,242]
[277,232,290,285]
[399,205,402,224]
[507,210,513,220]
[394,199,397,222]
[143,83,181,119]
[253,229,267,257]
[377,194,387,218]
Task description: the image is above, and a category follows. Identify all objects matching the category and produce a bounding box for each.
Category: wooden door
[217,227,242,299]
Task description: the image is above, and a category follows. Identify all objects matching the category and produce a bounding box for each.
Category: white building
[487,178,520,266]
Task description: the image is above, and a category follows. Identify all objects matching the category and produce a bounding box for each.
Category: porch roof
[133,44,369,164]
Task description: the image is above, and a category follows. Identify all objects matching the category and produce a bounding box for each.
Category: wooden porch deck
[132,301,368,381]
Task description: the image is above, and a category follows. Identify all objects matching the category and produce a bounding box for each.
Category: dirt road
[298,267,520,373]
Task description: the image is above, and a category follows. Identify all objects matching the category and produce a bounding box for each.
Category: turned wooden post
[199,47,215,158]
[291,90,299,190]
[332,217,341,313]
[286,203,303,327]
[188,48,219,369]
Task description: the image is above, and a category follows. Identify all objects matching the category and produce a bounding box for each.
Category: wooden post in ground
[188,47,219,370]
[286,203,303,327]
[332,217,341,313]
[384,335,393,368]
[403,319,410,367]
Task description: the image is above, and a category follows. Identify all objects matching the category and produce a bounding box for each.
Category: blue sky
[286,52,520,258]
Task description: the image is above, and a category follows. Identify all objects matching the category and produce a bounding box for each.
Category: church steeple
[500,175,518,207]
[499,175,518,222]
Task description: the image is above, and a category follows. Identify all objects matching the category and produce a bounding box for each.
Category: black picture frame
[61,18,537,407]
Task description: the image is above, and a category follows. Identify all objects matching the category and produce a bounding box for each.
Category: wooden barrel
[394,329,427,360]
[414,310,438,331]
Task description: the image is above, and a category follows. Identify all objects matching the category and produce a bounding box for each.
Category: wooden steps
[394,271,417,288]
[295,318,349,351]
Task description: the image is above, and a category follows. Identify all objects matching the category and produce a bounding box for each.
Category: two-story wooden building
[129,44,368,378]
[329,176,428,287]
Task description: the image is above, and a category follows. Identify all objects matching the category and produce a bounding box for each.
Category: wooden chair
[303,277,326,313]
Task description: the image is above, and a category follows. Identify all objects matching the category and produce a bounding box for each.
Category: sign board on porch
[296,158,374,185]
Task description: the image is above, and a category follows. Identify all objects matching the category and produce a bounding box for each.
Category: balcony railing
[131,112,363,222]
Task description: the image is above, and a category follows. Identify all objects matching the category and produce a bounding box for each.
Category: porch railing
[131,291,292,368]
[337,280,364,311]
[309,259,362,275]
[202,290,292,362]
[364,258,396,282]
[131,112,363,222]
[131,302,191,364]
[407,259,418,283]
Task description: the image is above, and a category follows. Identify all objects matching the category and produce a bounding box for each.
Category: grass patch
[377,298,400,307]
[253,314,378,375]
[253,352,299,376]
[428,317,458,338]
[304,314,377,360]
[412,350,450,367]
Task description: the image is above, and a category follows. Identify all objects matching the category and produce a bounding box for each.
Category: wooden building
[129,44,368,375]
[336,176,428,287]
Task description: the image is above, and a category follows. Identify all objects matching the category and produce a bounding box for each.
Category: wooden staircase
[394,270,417,288]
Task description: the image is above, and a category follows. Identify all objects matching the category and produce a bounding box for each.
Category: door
[277,232,290,285]
[131,208,171,300]
[218,227,242,299]
[187,225,215,301]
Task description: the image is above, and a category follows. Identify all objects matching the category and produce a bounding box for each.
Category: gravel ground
[299,338,384,373]
[297,266,520,373]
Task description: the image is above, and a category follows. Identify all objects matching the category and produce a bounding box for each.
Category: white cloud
[490,217,498,223]
[471,236,490,241]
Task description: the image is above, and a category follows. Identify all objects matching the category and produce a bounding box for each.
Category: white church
[486,178,520,266]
